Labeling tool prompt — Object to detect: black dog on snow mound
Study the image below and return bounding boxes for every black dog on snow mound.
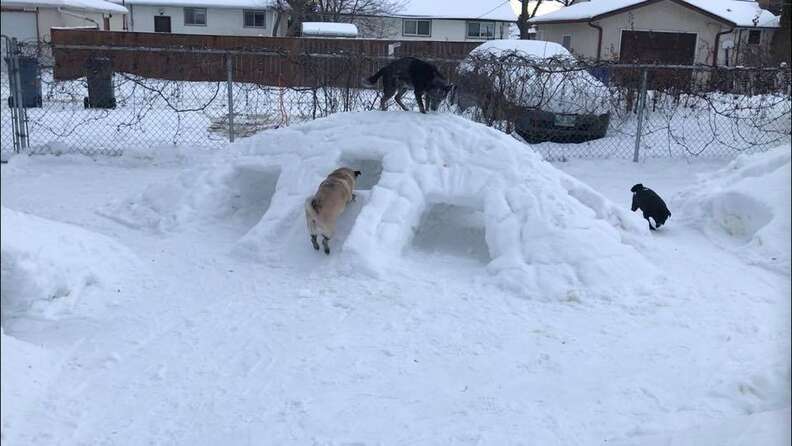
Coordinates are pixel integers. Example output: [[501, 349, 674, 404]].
[[631, 184, 671, 231], [363, 57, 453, 114]]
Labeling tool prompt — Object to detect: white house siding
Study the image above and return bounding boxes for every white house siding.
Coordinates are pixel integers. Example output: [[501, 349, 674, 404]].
[[1, 10, 38, 43], [1, 7, 125, 46], [357, 16, 511, 42], [535, 22, 599, 59], [534, 0, 775, 65], [130, 5, 283, 36]]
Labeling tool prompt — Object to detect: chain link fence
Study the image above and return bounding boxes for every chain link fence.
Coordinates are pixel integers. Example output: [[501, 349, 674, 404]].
[[2, 38, 790, 160]]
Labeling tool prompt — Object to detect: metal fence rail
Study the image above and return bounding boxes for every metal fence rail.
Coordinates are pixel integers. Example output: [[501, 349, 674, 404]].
[[1, 39, 790, 160]]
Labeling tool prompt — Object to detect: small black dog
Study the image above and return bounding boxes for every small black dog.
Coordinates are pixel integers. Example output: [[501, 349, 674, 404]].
[[362, 57, 453, 114], [631, 184, 671, 231]]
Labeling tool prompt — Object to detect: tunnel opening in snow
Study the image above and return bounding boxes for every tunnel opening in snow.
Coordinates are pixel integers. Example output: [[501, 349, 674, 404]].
[[411, 202, 491, 263], [226, 165, 280, 232], [339, 154, 382, 190]]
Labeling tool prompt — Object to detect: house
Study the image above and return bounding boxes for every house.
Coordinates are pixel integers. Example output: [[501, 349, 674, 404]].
[[528, 0, 781, 66], [0, 0, 127, 46], [125, 0, 286, 36], [352, 0, 518, 42]]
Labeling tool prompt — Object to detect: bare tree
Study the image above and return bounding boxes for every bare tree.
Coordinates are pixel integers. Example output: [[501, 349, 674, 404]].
[[274, 0, 404, 37], [517, 0, 573, 40]]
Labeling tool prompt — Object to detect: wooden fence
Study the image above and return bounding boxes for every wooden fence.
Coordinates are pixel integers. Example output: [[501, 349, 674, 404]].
[[51, 30, 481, 88]]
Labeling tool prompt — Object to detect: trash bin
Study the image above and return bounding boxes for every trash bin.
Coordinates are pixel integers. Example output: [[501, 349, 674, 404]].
[[84, 57, 116, 109], [5, 55, 42, 108]]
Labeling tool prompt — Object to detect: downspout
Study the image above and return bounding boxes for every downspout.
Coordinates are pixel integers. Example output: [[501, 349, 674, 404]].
[[712, 27, 734, 66], [587, 21, 603, 61], [58, 8, 100, 29], [122, 0, 127, 30], [35, 7, 41, 50]]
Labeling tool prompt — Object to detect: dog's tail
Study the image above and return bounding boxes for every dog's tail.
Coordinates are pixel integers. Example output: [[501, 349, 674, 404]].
[[361, 67, 386, 88], [305, 197, 321, 219]]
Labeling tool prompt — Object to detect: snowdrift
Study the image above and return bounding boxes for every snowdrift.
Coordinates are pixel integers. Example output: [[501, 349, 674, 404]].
[[1, 208, 140, 325], [676, 145, 791, 274], [105, 112, 658, 299]]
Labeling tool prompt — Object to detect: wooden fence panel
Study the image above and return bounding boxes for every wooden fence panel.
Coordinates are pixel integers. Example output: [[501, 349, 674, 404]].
[[51, 30, 480, 87]]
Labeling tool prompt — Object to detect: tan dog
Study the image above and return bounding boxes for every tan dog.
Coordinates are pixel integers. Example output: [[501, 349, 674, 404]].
[[305, 167, 361, 254]]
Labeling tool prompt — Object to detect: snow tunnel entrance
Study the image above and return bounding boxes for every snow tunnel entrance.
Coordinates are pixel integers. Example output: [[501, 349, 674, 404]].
[[411, 202, 491, 263], [339, 155, 382, 190], [227, 165, 280, 233]]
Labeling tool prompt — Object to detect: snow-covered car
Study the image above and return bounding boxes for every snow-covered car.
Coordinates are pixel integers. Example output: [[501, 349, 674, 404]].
[[455, 40, 611, 144]]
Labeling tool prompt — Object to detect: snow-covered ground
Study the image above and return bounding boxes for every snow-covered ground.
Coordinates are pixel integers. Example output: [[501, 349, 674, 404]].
[[1, 112, 789, 445]]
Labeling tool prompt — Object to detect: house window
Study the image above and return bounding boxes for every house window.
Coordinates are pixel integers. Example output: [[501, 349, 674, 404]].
[[562, 34, 572, 50], [244, 10, 266, 28], [747, 30, 761, 45], [184, 7, 206, 26], [403, 19, 431, 37], [467, 21, 496, 39]]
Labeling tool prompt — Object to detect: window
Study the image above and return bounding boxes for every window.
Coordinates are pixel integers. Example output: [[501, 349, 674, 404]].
[[244, 10, 266, 28], [467, 21, 496, 39], [403, 19, 431, 37], [184, 7, 206, 26], [747, 30, 761, 45], [562, 34, 572, 50]]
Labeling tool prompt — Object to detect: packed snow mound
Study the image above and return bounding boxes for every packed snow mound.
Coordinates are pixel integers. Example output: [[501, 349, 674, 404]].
[[1, 208, 141, 325], [676, 145, 791, 274], [106, 112, 658, 299]]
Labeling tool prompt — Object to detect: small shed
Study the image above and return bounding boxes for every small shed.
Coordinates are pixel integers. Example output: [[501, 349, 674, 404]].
[[301, 22, 358, 38]]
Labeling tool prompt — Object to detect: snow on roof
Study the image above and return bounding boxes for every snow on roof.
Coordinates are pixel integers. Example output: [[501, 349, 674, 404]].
[[301, 22, 358, 38], [530, 0, 780, 28], [121, 0, 276, 9], [1, 0, 128, 13], [394, 0, 518, 22]]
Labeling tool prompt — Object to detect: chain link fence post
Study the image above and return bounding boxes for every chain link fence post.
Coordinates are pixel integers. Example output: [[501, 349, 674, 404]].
[[226, 53, 235, 144], [3, 36, 30, 154], [632, 68, 648, 163]]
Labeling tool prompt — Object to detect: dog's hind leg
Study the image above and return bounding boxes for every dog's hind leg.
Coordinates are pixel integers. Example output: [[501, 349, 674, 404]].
[[321, 236, 330, 255], [310, 234, 320, 250], [394, 88, 410, 111], [414, 90, 427, 114], [380, 82, 397, 111]]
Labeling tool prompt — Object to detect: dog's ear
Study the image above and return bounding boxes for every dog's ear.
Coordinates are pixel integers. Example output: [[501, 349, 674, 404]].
[[354, 170, 361, 177], [630, 183, 643, 193]]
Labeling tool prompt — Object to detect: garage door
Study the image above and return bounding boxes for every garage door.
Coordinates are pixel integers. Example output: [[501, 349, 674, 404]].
[[619, 30, 696, 64]]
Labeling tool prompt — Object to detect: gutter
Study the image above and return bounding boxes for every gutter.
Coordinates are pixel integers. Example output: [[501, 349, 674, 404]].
[[587, 21, 603, 61], [58, 8, 100, 29], [712, 27, 734, 66]]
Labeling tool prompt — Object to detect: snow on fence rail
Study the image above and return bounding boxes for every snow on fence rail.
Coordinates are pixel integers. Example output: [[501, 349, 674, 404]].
[[1, 36, 790, 159]]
